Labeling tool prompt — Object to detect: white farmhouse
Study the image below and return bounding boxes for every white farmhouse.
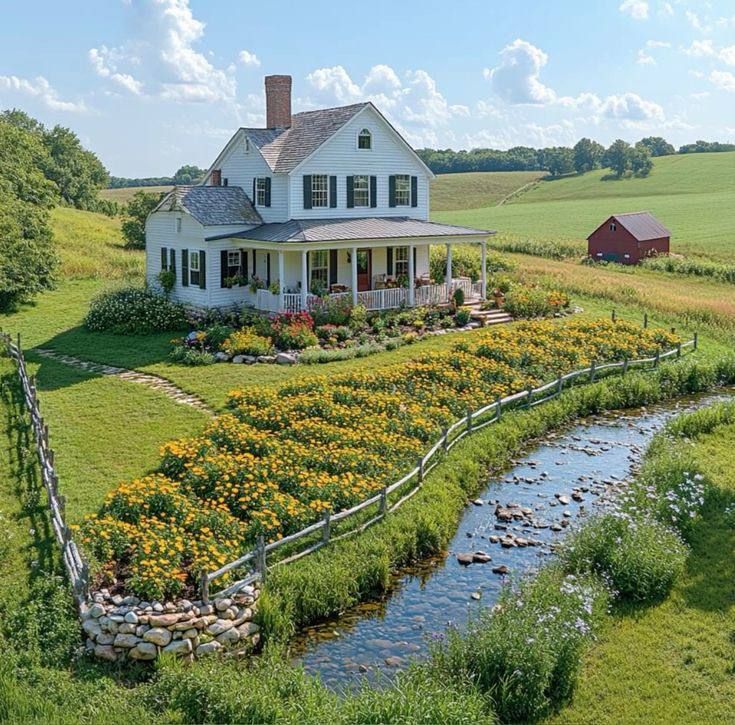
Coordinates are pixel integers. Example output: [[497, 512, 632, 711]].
[[146, 75, 493, 313]]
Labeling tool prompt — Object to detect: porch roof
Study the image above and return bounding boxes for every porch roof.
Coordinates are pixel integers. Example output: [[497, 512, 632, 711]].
[[204, 216, 494, 243]]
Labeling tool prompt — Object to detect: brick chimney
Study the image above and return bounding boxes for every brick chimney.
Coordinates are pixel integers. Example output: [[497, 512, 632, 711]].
[[265, 75, 292, 128]]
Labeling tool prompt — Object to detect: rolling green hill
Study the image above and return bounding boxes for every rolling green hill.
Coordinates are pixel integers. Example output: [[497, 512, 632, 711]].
[[100, 185, 172, 204], [433, 152, 735, 262], [430, 170, 543, 211]]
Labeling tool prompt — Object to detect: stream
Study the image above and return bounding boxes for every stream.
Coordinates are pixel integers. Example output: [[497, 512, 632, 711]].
[[290, 393, 728, 689]]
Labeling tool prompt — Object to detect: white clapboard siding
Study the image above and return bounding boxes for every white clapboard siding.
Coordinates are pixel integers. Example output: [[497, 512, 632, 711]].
[[289, 107, 431, 221]]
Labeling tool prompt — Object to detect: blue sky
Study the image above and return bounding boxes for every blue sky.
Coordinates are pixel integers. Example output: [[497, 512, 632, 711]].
[[2, 0, 734, 176]]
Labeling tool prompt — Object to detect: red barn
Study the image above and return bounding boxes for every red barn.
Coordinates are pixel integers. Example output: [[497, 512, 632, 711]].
[[587, 211, 670, 265]]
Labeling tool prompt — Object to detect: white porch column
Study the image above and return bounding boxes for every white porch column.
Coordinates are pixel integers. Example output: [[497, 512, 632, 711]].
[[300, 249, 308, 310], [277, 250, 285, 312], [445, 243, 453, 297], [480, 239, 487, 299], [351, 246, 358, 306], [407, 243, 415, 306]]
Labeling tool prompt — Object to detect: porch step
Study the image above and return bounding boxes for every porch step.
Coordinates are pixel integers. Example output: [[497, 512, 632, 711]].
[[470, 309, 513, 327]]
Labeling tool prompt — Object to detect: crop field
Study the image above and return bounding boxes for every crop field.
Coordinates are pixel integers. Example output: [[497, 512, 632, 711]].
[[99, 185, 172, 204], [430, 169, 543, 211], [433, 152, 735, 262]]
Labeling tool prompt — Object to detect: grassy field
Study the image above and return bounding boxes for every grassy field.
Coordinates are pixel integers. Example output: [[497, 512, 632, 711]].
[[429, 170, 543, 211], [552, 421, 735, 724], [434, 152, 735, 262], [99, 185, 172, 204]]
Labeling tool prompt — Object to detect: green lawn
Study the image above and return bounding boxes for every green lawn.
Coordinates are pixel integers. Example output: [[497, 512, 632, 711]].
[[430, 170, 543, 211], [434, 152, 735, 262], [551, 422, 735, 724]]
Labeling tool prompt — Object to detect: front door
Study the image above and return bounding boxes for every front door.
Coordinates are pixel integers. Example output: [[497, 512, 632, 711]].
[[356, 249, 371, 291]]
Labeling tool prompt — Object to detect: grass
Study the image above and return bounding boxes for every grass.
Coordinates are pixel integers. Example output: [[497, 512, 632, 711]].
[[99, 185, 172, 205], [434, 152, 735, 262], [550, 420, 735, 724], [430, 170, 543, 211]]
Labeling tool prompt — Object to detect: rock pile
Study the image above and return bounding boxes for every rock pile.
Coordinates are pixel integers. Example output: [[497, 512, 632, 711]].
[[81, 584, 261, 662]]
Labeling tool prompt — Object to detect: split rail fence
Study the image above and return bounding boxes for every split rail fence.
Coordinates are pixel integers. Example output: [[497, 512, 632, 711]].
[[200, 329, 698, 602], [0, 331, 89, 604]]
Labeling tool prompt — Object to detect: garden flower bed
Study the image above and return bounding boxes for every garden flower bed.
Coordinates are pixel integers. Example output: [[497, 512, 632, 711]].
[[79, 319, 679, 601]]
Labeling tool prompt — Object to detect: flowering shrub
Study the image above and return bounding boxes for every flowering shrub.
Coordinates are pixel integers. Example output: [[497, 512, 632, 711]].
[[503, 286, 571, 319], [80, 319, 680, 598], [222, 327, 274, 357], [310, 295, 353, 326], [85, 287, 187, 334], [271, 312, 319, 350]]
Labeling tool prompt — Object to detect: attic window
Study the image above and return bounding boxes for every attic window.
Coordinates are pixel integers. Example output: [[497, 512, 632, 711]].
[[244, 137, 251, 153], [610, 223, 617, 231], [358, 128, 372, 150], [175, 217, 182, 233]]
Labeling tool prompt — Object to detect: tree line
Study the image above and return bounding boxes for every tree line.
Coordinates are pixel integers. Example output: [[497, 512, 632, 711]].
[[417, 136, 735, 176], [109, 164, 206, 188]]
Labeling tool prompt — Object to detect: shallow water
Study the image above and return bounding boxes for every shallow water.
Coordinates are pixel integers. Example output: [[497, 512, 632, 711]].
[[289, 394, 727, 688]]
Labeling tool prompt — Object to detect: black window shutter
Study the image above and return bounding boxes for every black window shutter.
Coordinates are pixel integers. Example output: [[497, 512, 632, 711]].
[[160, 246, 168, 271], [303, 175, 312, 209], [386, 247, 393, 276], [413, 247, 417, 276], [241, 249, 248, 280], [266, 252, 271, 286], [370, 176, 377, 208], [388, 176, 396, 207], [329, 175, 337, 208], [346, 176, 354, 208], [329, 250, 338, 285], [220, 250, 228, 288], [169, 248, 176, 272], [181, 249, 189, 287], [252, 178, 256, 204], [199, 250, 206, 289], [411, 176, 418, 208], [265, 177, 272, 207]]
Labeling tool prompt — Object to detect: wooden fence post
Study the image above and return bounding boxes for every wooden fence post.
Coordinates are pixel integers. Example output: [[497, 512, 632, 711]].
[[526, 387, 533, 409], [496, 396, 502, 420], [590, 361, 596, 382], [417, 456, 424, 483], [200, 572, 210, 604], [643, 313, 648, 329], [322, 511, 331, 543], [693, 332, 698, 351], [466, 407, 473, 432], [379, 487, 388, 516], [442, 428, 449, 452], [654, 350, 660, 368], [677, 342, 682, 359], [556, 374, 563, 396], [622, 358, 629, 375], [611, 309, 616, 322], [256, 534, 267, 583]]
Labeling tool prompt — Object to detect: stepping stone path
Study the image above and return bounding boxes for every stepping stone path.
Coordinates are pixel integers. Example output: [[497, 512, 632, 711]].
[[35, 349, 214, 415]]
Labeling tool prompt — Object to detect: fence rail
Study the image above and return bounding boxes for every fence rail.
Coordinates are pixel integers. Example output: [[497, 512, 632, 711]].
[[201, 331, 698, 601], [0, 331, 89, 604]]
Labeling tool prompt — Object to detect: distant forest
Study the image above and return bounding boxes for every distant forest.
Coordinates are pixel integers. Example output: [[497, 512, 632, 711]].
[[416, 138, 735, 175], [109, 164, 206, 188]]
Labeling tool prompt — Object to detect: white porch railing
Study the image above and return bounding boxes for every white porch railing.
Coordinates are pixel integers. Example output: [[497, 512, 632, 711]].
[[255, 281, 483, 314]]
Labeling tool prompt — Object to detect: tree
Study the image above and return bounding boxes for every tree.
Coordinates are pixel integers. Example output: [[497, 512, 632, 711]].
[[0, 119, 58, 310], [573, 138, 605, 173], [172, 165, 206, 185], [543, 147, 575, 177], [631, 143, 654, 177], [637, 136, 675, 157], [603, 139, 633, 177], [121, 190, 166, 249]]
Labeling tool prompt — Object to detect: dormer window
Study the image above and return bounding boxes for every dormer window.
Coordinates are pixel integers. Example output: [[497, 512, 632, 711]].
[[358, 128, 372, 150], [610, 223, 617, 231]]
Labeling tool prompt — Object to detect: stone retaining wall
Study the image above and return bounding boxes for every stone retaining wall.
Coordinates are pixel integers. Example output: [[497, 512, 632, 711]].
[[82, 584, 260, 662]]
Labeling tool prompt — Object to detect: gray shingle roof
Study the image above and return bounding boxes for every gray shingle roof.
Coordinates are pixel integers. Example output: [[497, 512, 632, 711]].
[[205, 217, 493, 243], [243, 103, 369, 173], [155, 186, 262, 226], [604, 212, 670, 242]]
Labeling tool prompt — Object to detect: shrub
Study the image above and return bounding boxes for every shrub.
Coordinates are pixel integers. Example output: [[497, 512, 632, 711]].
[[222, 327, 274, 357], [310, 295, 353, 326], [561, 513, 687, 601], [454, 306, 472, 326], [452, 287, 465, 307], [169, 345, 215, 366], [204, 323, 235, 350], [503, 286, 570, 318], [271, 312, 318, 350], [157, 269, 176, 295], [349, 303, 368, 331], [84, 287, 187, 334]]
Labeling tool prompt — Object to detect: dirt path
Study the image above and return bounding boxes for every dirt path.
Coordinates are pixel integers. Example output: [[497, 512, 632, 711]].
[[34, 348, 214, 415]]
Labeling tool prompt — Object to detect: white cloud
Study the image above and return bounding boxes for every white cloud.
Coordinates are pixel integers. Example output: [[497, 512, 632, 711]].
[[685, 10, 709, 32], [483, 39, 556, 105], [710, 70, 735, 92], [719, 46, 735, 66], [637, 50, 656, 65], [659, 2, 674, 17], [598, 92, 664, 121], [683, 39, 715, 57], [89, 0, 236, 103], [646, 40, 671, 49], [619, 0, 649, 20], [238, 50, 261, 68], [0, 74, 87, 112]]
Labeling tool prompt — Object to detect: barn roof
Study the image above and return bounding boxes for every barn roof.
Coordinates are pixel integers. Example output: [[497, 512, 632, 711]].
[[592, 211, 670, 242], [154, 186, 262, 226]]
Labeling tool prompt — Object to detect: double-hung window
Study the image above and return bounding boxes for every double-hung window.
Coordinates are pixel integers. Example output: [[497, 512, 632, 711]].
[[226, 250, 241, 278], [311, 174, 329, 208], [256, 177, 267, 206], [394, 174, 411, 206], [394, 246, 409, 278], [353, 174, 370, 207], [310, 250, 329, 289], [189, 250, 201, 287], [358, 128, 372, 149]]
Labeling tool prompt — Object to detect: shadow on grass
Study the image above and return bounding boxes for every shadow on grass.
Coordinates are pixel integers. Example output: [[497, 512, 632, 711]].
[[0, 371, 61, 582]]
